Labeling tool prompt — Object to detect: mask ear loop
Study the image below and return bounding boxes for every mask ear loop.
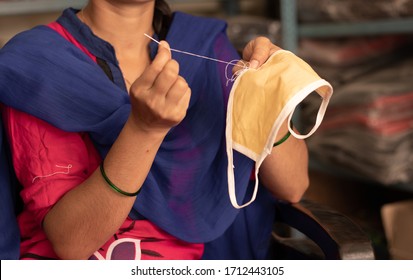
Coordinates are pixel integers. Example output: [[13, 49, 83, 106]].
[[225, 66, 258, 209], [228, 169, 259, 209], [288, 85, 333, 139]]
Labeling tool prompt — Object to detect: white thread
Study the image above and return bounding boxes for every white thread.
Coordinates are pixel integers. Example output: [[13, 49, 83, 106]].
[[32, 164, 73, 183], [225, 59, 248, 86], [144, 33, 249, 85]]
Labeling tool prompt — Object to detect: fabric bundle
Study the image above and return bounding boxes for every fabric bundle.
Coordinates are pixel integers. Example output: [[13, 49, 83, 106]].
[[298, 0, 413, 22], [301, 52, 413, 186]]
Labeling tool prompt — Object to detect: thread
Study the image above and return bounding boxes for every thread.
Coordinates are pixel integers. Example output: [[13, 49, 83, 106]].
[[144, 33, 249, 69], [225, 59, 249, 86], [32, 164, 73, 183], [144, 33, 249, 85]]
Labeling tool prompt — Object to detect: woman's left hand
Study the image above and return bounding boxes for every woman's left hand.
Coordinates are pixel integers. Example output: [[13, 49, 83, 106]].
[[239, 36, 282, 70]]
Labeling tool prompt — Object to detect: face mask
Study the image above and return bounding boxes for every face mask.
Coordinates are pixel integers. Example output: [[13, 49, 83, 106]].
[[226, 50, 333, 209]]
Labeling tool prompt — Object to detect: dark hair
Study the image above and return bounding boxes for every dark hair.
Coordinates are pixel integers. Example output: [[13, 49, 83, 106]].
[[153, 0, 172, 40]]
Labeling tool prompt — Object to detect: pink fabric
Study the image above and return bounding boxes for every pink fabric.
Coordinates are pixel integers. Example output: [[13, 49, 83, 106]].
[[317, 91, 413, 135]]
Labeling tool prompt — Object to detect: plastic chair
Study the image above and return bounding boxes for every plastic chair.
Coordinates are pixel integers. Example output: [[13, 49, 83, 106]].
[[270, 199, 375, 259]]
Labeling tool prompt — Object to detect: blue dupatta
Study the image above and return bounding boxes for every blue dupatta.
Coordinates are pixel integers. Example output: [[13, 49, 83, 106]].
[[0, 11, 255, 243]]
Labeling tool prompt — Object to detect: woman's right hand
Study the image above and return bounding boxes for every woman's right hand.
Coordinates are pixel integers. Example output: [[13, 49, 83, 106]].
[[128, 41, 191, 135]]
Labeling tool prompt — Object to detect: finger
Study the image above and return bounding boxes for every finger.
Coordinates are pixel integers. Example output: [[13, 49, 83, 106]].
[[151, 59, 180, 96], [243, 37, 281, 69], [135, 41, 172, 89], [232, 59, 249, 74], [168, 81, 191, 123], [243, 37, 271, 69], [155, 40, 172, 62], [176, 86, 191, 120], [165, 76, 190, 104]]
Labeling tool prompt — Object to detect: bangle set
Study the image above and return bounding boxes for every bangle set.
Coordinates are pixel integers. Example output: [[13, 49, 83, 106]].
[[100, 162, 141, 197]]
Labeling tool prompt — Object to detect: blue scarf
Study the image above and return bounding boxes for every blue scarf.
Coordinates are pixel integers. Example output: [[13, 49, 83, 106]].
[[0, 11, 255, 243]]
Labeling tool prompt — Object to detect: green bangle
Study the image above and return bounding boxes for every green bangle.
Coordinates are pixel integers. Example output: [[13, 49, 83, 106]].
[[100, 162, 141, 197], [273, 120, 293, 147]]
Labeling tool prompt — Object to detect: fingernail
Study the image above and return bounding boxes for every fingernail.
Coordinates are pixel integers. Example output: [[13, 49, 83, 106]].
[[249, 60, 259, 69]]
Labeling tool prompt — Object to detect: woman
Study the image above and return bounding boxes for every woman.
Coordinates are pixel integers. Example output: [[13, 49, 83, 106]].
[[0, 0, 308, 260]]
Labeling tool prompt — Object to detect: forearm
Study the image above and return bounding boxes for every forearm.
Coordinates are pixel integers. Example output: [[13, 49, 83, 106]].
[[258, 120, 309, 203], [43, 118, 167, 259]]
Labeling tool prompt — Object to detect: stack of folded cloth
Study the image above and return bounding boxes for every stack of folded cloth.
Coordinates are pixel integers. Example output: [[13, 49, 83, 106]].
[[300, 45, 413, 186], [297, 0, 413, 22]]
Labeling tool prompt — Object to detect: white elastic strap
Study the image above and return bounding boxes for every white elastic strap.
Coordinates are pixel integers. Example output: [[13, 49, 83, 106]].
[[227, 163, 259, 209], [226, 81, 257, 209], [289, 81, 333, 139]]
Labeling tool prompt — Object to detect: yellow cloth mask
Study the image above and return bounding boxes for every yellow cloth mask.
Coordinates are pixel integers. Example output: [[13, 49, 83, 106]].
[[226, 50, 333, 209]]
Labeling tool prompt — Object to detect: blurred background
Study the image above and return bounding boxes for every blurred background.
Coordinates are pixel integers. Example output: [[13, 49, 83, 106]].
[[1, 0, 413, 260]]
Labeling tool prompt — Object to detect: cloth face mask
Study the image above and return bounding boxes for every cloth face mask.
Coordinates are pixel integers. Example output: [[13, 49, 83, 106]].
[[226, 50, 333, 209]]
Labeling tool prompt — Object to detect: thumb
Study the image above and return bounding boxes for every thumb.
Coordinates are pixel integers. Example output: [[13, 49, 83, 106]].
[[157, 40, 172, 58]]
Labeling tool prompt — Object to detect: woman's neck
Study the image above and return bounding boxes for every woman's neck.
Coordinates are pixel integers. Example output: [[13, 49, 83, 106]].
[[79, 1, 155, 91], [80, 2, 155, 52]]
